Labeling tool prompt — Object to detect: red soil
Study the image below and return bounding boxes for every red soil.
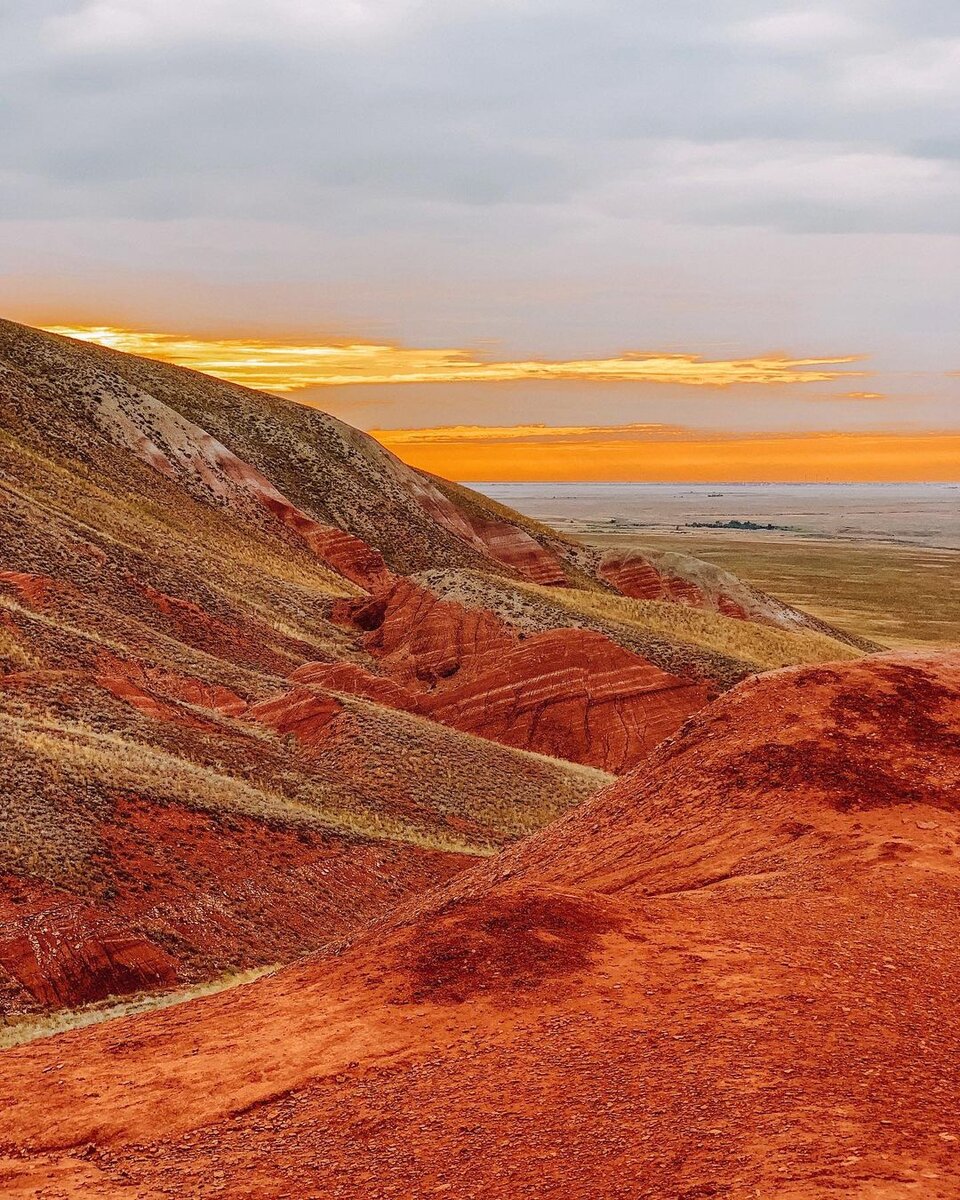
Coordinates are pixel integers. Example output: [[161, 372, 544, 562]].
[[598, 550, 709, 606], [411, 479, 569, 585], [0, 571, 59, 610], [598, 549, 758, 620], [420, 627, 708, 771], [290, 660, 420, 711], [257, 491, 390, 588], [326, 577, 709, 771], [246, 687, 344, 752], [96, 659, 248, 717], [0, 792, 463, 1014], [3, 653, 956, 1197], [0, 884, 177, 1010]]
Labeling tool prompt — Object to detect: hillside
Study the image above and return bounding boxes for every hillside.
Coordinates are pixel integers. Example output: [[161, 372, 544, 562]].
[[0, 317, 864, 1016], [1, 653, 957, 1197]]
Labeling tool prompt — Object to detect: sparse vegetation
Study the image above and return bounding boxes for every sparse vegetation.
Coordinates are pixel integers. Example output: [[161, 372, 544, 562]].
[[0, 623, 38, 670], [0, 713, 501, 856], [0, 965, 276, 1049], [511, 580, 862, 670], [595, 532, 960, 650]]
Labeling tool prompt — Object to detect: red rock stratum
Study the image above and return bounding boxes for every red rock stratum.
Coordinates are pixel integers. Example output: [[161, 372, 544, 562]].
[[0, 318, 863, 1016], [1, 654, 957, 1197]]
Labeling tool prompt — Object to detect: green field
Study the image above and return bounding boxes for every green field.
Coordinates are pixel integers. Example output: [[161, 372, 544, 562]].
[[584, 532, 960, 651]]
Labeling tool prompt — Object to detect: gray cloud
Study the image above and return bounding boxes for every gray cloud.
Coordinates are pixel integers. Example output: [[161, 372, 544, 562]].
[[0, 0, 958, 440], [1, 0, 958, 230]]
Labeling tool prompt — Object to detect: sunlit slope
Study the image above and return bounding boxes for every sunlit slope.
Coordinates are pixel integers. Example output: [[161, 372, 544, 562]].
[[0, 316, 870, 1022], [2, 654, 957, 1197]]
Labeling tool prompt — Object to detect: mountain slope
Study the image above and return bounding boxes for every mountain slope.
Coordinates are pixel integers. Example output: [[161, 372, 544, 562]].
[[0, 317, 866, 1015], [1, 653, 956, 1197]]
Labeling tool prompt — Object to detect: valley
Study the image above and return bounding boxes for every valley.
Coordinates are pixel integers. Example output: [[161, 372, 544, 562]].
[[0, 322, 956, 1198]]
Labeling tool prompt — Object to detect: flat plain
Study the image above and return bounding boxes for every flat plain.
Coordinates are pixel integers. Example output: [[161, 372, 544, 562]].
[[478, 483, 960, 650], [584, 532, 960, 650]]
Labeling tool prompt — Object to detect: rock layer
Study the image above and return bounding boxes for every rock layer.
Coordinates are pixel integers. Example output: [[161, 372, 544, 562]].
[[1, 655, 957, 1196], [326, 577, 709, 771]]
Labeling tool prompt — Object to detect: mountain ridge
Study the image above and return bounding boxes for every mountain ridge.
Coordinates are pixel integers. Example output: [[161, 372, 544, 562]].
[[0, 317, 870, 1017]]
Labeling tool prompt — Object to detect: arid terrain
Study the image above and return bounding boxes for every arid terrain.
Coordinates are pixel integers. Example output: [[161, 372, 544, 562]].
[[1, 652, 958, 1198], [1, 321, 958, 1198], [481, 483, 960, 650]]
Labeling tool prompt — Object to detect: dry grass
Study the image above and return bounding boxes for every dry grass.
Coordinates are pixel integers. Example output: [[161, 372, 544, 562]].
[[603, 532, 960, 651], [512, 580, 862, 671], [327, 693, 612, 840], [0, 591, 286, 700], [0, 426, 356, 606], [0, 713, 495, 857], [0, 624, 38, 670], [0, 965, 275, 1049]]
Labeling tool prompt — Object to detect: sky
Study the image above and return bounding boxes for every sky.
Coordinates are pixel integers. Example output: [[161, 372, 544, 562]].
[[3, 0, 959, 480]]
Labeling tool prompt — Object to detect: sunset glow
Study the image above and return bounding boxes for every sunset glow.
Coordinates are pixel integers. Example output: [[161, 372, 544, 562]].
[[43, 325, 862, 393], [372, 425, 960, 483]]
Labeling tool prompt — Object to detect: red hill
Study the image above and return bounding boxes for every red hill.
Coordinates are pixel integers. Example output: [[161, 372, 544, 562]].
[[1, 653, 957, 1197], [0, 318, 863, 1016]]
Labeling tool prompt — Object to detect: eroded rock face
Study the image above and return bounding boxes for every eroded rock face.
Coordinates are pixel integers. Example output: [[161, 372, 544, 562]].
[[596, 546, 867, 641], [410, 477, 568, 585], [289, 661, 420, 712], [324, 577, 708, 772], [598, 552, 709, 607], [0, 902, 177, 1010], [247, 689, 344, 753], [91, 385, 392, 588], [421, 627, 708, 772], [597, 548, 759, 620], [334, 577, 512, 687]]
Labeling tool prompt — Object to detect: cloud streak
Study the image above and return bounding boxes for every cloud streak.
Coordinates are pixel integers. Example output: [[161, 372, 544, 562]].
[[44, 326, 862, 392]]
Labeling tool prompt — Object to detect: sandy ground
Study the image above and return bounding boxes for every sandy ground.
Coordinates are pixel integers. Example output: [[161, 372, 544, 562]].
[[1, 653, 958, 1199]]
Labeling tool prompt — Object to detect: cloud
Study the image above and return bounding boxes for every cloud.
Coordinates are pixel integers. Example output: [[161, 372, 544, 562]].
[[3, 1, 959, 233], [839, 37, 960, 103], [592, 141, 960, 234], [44, 0, 423, 51], [44, 325, 864, 391], [1, 1, 958, 446], [371, 423, 678, 445], [734, 10, 868, 51]]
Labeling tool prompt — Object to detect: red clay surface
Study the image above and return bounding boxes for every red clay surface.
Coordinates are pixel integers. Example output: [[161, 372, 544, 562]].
[[1, 652, 957, 1198], [328, 576, 710, 771]]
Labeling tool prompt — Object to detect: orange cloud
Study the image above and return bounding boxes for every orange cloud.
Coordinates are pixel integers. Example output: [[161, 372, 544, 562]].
[[372, 424, 960, 483], [376, 422, 678, 445], [43, 325, 862, 393]]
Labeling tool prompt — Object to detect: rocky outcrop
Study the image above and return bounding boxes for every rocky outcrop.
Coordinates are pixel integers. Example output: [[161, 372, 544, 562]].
[[247, 688, 344, 752], [421, 628, 708, 772], [334, 577, 512, 687], [290, 661, 420, 712], [0, 902, 177, 1010], [599, 551, 702, 604], [324, 577, 708, 772], [598, 549, 743, 614]]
